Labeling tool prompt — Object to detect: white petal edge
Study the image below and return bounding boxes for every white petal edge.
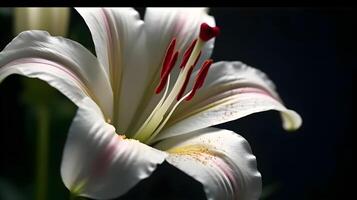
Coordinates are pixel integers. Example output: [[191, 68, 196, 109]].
[[155, 127, 261, 200], [154, 61, 302, 142], [0, 30, 113, 118], [61, 97, 167, 199], [0, 58, 88, 107]]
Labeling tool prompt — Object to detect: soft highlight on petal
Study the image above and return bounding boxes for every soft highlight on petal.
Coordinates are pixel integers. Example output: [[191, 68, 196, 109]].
[[155, 128, 261, 200], [61, 97, 167, 199]]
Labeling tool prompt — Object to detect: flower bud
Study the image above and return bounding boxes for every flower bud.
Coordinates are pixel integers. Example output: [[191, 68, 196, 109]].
[[14, 7, 70, 36]]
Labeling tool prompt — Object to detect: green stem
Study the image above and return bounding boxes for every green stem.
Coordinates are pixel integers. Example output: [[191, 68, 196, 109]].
[[69, 193, 76, 200], [36, 105, 49, 200]]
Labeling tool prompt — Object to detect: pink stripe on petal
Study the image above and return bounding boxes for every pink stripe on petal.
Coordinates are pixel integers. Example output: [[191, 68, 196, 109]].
[[6, 58, 81, 81], [101, 9, 113, 45], [211, 157, 240, 198], [1, 58, 93, 98], [92, 135, 126, 178]]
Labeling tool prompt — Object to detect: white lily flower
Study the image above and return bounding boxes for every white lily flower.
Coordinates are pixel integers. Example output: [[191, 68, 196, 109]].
[[14, 7, 70, 36], [0, 8, 302, 200]]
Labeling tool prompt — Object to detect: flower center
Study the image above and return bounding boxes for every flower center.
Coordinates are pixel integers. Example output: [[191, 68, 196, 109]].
[[132, 23, 220, 144]]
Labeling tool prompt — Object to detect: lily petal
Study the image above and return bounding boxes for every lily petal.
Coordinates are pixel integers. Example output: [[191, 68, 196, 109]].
[[0, 31, 113, 118], [155, 61, 301, 142], [127, 8, 216, 135], [155, 128, 261, 200], [75, 8, 142, 80], [75, 7, 151, 133], [61, 97, 167, 199]]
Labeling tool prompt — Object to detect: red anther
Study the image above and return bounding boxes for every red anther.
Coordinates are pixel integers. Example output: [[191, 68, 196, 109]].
[[176, 67, 194, 100], [185, 59, 213, 101], [199, 23, 220, 41], [184, 87, 197, 101], [155, 51, 179, 94], [162, 51, 179, 78], [180, 39, 197, 68], [196, 59, 213, 89], [197, 59, 213, 89], [161, 38, 176, 77], [155, 76, 168, 94]]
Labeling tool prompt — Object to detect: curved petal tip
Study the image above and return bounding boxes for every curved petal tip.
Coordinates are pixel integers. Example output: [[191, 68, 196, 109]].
[[282, 110, 302, 132]]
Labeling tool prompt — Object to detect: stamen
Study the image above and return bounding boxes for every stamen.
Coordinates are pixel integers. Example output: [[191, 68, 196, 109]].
[[180, 39, 197, 68], [160, 38, 176, 77], [199, 23, 220, 42], [132, 23, 221, 144], [155, 51, 179, 94], [176, 67, 194, 100], [185, 59, 213, 101]]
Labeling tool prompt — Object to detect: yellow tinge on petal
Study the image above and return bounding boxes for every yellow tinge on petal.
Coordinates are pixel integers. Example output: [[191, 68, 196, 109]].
[[14, 7, 70, 36]]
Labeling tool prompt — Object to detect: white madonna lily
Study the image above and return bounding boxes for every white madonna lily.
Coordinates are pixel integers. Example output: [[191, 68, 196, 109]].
[[0, 8, 301, 200]]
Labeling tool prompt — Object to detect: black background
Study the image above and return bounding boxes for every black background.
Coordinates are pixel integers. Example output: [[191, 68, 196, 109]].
[[0, 7, 355, 200]]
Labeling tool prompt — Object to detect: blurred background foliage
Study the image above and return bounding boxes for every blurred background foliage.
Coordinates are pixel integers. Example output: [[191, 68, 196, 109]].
[[0, 7, 354, 200]]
